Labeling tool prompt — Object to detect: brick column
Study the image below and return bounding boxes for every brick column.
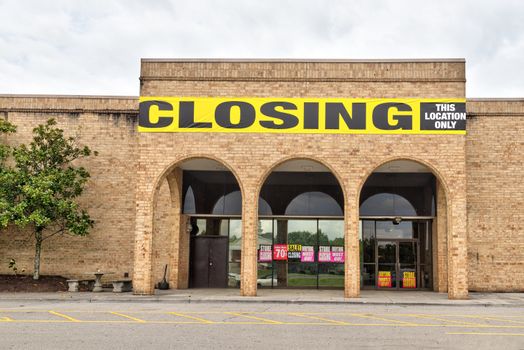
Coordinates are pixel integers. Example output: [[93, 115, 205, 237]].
[[166, 169, 190, 289], [345, 194, 360, 298], [240, 186, 257, 296], [176, 215, 190, 288], [133, 193, 155, 295], [434, 181, 448, 292], [447, 189, 469, 299]]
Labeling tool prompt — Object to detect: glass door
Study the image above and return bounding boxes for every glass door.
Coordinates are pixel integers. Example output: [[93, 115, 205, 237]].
[[377, 241, 397, 289], [377, 239, 418, 289], [398, 241, 417, 289]]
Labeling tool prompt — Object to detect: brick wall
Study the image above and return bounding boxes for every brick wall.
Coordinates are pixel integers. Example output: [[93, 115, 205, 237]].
[[0, 96, 138, 283], [466, 99, 524, 292]]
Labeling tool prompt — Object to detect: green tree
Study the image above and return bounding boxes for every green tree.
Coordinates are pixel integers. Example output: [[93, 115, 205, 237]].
[[0, 119, 96, 280], [0, 119, 16, 166], [0, 119, 17, 228]]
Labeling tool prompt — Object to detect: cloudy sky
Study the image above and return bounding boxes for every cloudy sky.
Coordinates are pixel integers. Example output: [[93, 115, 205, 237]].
[[1, 0, 523, 97]]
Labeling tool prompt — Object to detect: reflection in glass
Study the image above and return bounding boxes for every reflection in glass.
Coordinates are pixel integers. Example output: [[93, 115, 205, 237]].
[[359, 220, 432, 290], [257, 219, 274, 288], [361, 264, 376, 287], [376, 221, 414, 239], [259, 198, 272, 216], [287, 262, 317, 287], [359, 173, 436, 217], [360, 193, 416, 216], [183, 186, 196, 214], [182, 170, 241, 215], [257, 219, 344, 289], [212, 191, 242, 215], [259, 171, 344, 216], [285, 192, 343, 216]]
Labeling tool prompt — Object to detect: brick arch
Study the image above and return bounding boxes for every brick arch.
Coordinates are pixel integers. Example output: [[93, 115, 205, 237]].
[[256, 155, 348, 202], [356, 156, 450, 205], [151, 154, 245, 205], [149, 155, 244, 291], [355, 156, 451, 294]]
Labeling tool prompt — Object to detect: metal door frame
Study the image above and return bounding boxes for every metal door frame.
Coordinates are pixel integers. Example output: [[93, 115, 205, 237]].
[[375, 238, 420, 290]]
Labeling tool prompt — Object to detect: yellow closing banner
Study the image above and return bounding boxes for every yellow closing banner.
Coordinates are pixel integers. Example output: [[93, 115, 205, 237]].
[[138, 97, 466, 134]]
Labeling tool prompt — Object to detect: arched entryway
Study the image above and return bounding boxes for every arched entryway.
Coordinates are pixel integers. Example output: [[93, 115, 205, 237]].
[[151, 157, 244, 291], [256, 159, 346, 290], [358, 159, 449, 292]]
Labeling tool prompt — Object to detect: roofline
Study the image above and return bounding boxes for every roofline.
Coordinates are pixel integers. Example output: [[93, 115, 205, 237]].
[[0, 94, 138, 99], [141, 58, 466, 63], [467, 97, 524, 102]]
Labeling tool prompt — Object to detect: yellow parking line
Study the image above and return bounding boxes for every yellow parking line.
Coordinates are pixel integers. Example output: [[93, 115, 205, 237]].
[[110, 312, 147, 323], [49, 311, 81, 322], [169, 312, 215, 324], [455, 315, 524, 325], [447, 332, 524, 337], [0, 316, 14, 322], [289, 313, 349, 325], [350, 313, 419, 326], [405, 314, 485, 326], [225, 312, 283, 324]]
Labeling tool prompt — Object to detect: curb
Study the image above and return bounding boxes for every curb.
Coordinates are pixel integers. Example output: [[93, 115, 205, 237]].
[[2, 295, 523, 307]]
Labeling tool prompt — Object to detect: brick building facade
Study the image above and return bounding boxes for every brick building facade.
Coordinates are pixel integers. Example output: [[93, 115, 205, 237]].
[[0, 59, 522, 299]]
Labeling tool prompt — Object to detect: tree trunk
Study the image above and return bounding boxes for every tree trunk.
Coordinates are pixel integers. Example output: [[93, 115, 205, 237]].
[[33, 229, 43, 280]]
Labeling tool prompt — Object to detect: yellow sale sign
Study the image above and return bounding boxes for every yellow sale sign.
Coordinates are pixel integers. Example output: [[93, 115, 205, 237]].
[[378, 271, 392, 288]]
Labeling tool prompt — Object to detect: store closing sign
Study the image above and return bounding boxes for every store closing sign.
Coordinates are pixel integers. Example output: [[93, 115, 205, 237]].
[[138, 97, 466, 134]]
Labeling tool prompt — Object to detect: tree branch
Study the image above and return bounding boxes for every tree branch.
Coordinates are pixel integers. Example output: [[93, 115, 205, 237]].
[[41, 227, 66, 241]]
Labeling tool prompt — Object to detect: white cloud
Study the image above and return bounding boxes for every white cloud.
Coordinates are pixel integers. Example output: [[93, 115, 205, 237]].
[[0, 0, 523, 97]]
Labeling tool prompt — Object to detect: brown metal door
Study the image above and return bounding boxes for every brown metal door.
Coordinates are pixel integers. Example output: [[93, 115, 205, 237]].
[[189, 236, 228, 288], [208, 236, 228, 288]]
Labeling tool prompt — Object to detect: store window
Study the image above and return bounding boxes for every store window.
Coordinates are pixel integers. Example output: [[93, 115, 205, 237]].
[[257, 219, 344, 289]]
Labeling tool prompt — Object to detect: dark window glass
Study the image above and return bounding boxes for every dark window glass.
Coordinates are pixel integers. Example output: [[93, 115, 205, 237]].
[[360, 193, 416, 216], [182, 171, 241, 215], [376, 221, 414, 239], [258, 197, 272, 216], [285, 192, 343, 216], [361, 264, 376, 287], [359, 173, 435, 217], [360, 220, 375, 264], [259, 172, 343, 216], [183, 186, 196, 214], [212, 191, 242, 215]]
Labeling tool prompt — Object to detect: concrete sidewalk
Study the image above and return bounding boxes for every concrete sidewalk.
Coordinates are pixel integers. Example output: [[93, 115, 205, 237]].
[[1, 289, 523, 307]]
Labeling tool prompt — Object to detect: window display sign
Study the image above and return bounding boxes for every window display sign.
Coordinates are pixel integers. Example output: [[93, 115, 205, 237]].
[[378, 271, 392, 288], [331, 246, 344, 263], [301, 246, 315, 262], [318, 246, 332, 262], [258, 245, 273, 262], [402, 271, 416, 288], [273, 244, 288, 261], [287, 244, 302, 259]]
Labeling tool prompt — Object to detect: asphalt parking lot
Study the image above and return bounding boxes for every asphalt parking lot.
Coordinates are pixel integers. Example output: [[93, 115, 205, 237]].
[[0, 301, 523, 349]]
